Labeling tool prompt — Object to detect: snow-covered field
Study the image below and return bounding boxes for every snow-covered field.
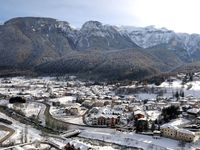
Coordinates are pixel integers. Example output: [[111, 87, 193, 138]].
[[79, 130, 200, 150], [7, 102, 46, 125], [50, 106, 85, 125], [0, 77, 61, 98], [159, 80, 200, 98], [49, 96, 76, 105], [58, 116, 85, 125], [134, 79, 200, 101]]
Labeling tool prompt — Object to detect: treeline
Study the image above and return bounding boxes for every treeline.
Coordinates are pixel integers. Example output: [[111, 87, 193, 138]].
[[140, 73, 176, 86]]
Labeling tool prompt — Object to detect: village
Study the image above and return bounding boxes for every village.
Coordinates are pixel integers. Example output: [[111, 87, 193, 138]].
[[1, 73, 200, 149]]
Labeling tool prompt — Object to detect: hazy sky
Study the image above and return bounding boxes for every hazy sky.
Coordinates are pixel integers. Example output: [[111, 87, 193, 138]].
[[0, 0, 200, 34]]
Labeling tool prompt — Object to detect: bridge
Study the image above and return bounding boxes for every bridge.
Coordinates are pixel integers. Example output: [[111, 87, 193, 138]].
[[61, 129, 81, 138]]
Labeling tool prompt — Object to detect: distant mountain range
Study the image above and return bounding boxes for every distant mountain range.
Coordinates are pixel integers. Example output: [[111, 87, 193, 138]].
[[118, 25, 200, 62], [0, 17, 200, 80]]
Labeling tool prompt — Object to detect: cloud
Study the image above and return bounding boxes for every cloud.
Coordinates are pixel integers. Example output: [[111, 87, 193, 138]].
[[133, 0, 200, 33]]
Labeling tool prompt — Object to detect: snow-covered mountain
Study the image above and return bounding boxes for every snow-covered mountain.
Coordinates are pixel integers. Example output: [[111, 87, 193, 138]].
[[118, 25, 200, 62], [1, 17, 200, 80], [118, 25, 177, 48], [76, 21, 139, 50]]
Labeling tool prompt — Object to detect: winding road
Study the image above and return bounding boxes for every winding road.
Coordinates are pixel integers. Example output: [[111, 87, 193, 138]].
[[0, 100, 115, 145], [43, 102, 115, 133]]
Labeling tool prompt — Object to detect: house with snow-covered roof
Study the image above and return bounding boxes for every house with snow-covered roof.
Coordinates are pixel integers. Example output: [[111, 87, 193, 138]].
[[113, 105, 126, 112], [145, 101, 157, 110], [160, 124, 178, 139], [160, 123, 197, 142], [134, 110, 145, 120], [156, 102, 167, 109], [187, 108, 200, 118], [176, 128, 197, 142]]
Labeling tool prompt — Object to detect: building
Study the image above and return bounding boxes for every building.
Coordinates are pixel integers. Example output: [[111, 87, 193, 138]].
[[65, 106, 80, 116], [170, 101, 180, 107], [156, 102, 167, 110], [179, 99, 187, 106], [92, 114, 120, 127], [160, 124, 197, 142], [176, 129, 197, 142], [195, 116, 200, 124], [82, 100, 94, 108], [113, 105, 125, 112], [134, 110, 145, 120], [187, 108, 200, 118], [136, 118, 148, 132], [93, 100, 105, 107], [160, 124, 178, 139], [145, 101, 157, 110]]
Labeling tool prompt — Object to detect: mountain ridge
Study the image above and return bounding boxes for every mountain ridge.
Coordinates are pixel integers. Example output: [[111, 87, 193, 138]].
[[0, 17, 199, 80], [118, 25, 200, 62]]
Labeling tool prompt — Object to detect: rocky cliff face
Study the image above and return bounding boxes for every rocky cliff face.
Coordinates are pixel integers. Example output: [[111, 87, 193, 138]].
[[76, 21, 139, 50]]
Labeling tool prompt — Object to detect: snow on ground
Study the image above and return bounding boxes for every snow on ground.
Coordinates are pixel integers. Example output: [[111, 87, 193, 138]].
[[186, 81, 200, 91], [9, 140, 51, 149], [0, 112, 42, 144], [50, 106, 85, 125], [7, 102, 45, 118], [79, 130, 200, 150], [146, 110, 161, 121], [48, 137, 117, 150], [48, 137, 89, 150], [0, 130, 9, 139], [92, 146, 116, 150], [159, 80, 183, 89], [0, 77, 58, 98], [59, 116, 85, 125], [50, 102, 86, 125], [75, 139, 117, 150], [159, 80, 200, 98], [49, 96, 76, 105], [167, 118, 190, 127], [136, 93, 157, 100]]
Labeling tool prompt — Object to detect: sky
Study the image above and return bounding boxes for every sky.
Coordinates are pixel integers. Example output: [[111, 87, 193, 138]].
[[0, 0, 200, 34]]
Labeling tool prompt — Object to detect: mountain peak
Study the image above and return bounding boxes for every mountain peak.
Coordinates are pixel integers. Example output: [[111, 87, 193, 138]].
[[81, 21, 102, 30], [4, 17, 57, 25]]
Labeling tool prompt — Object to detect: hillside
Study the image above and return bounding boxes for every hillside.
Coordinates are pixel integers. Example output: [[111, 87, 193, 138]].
[[36, 49, 166, 80], [174, 61, 200, 73]]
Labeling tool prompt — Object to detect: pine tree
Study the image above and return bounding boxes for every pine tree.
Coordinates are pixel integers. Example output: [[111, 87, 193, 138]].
[[180, 90, 184, 97], [151, 122, 155, 132], [175, 91, 179, 100]]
